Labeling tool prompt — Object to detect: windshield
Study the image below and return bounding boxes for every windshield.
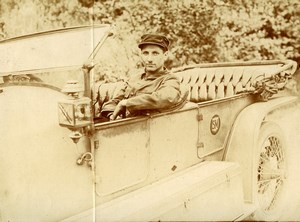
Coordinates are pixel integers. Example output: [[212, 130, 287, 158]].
[[0, 25, 111, 75], [92, 32, 141, 83], [0, 25, 111, 89], [0, 26, 142, 93]]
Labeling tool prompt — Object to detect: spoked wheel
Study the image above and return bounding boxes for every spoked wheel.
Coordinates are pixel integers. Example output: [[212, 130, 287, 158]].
[[251, 122, 288, 220]]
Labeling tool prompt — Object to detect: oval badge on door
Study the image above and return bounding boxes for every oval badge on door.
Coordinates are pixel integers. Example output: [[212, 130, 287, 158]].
[[210, 115, 221, 135]]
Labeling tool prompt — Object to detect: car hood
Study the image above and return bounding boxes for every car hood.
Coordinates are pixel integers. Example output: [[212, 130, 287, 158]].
[[0, 25, 111, 76]]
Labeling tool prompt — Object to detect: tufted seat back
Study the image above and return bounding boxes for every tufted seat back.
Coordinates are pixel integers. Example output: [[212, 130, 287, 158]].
[[174, 66, 264, 102], [95, 62, 292, 114]]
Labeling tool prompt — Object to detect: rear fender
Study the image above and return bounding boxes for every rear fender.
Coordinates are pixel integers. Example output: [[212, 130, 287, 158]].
[[223, 96, 297, 203]]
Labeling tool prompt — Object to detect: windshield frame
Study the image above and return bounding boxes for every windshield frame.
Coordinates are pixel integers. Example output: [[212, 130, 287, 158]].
[[0, 24, 112, 76]]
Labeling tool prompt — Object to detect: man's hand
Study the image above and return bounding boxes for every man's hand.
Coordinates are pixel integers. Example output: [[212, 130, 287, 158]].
[[110, 100, 127, 120]]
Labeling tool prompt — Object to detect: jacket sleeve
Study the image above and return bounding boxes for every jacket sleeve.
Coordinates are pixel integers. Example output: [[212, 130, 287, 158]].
[[100, 83, 127, 118], [126, 75, 181, 113]]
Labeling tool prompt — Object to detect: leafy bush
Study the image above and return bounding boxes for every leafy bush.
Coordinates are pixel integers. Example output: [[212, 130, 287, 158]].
[[0, 0, 299, 81], [215, 0, 300, 63]]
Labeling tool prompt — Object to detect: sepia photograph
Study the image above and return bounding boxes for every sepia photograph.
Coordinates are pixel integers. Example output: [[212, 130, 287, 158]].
[[0, 0, 299, 221]]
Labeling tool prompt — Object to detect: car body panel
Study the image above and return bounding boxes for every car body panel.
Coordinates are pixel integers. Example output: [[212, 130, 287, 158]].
[[0, 25, 298, 221], [224, 95, 298, 203], [93, 94, 255, 201], [95, 119, 150, 196], [0, 86, 94, 221], [196, 94, 255, 159]]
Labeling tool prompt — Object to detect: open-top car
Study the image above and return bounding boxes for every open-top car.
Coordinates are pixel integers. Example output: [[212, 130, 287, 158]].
[[0, 25, 298, 221]]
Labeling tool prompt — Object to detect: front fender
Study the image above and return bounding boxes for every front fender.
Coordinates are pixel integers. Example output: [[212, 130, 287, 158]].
[[0, 86, 93, 221], [223, 95, 297, 203]]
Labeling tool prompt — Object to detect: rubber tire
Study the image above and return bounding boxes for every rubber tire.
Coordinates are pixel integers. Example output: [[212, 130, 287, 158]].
[[250, 121, 288, 221]]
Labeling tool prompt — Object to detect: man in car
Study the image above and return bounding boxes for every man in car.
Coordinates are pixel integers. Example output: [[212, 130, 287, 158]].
[[100, 33, 187, 120]]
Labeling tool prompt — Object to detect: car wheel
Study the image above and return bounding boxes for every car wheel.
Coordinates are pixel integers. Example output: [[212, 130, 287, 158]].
[[250, 121, 288, 221]]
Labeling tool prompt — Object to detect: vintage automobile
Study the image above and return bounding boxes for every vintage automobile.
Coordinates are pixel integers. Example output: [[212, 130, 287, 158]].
[[0, 25, 298, 221]]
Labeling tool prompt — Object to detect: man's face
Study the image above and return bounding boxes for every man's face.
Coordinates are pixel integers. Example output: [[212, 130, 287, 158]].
[[140, 45, 167, 73]]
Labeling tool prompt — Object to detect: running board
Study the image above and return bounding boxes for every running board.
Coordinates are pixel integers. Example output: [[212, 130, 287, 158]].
[[62, 161, 247, 222]]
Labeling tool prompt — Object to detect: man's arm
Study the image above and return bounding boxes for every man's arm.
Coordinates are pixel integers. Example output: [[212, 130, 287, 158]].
[[126, 75, 181, 113], [100, 83, 127, 118]]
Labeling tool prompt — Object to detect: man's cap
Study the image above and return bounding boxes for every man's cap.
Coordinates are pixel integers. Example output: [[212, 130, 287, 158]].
[[138, 34, 170, 51]]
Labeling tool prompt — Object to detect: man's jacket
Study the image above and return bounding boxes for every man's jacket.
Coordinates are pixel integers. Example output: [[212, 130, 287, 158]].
[[100, 69, 188, 118]]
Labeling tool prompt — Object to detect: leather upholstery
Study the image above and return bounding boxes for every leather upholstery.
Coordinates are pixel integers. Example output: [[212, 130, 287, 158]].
[[174, 66, 262, 102], [96, 64, 283, 111]]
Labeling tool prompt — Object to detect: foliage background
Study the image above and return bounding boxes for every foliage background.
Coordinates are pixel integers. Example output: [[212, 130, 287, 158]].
[[0, 0, 299, 80], [1, 2, 300, 221]]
